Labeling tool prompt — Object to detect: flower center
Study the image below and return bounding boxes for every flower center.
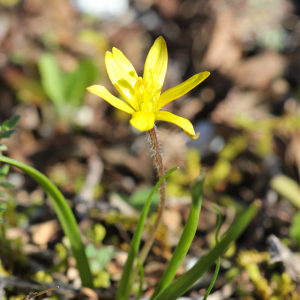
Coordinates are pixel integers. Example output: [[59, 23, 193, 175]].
[[133, 70, 160, 113]]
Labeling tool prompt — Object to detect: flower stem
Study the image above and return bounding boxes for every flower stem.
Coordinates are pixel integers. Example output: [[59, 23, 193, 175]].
[[139, 126, 166, 263], [125, 126, 166, 298]]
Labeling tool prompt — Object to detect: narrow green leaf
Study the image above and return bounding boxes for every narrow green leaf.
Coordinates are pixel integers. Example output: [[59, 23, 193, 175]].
[[116, 167, 178, 300], [153, 200, 261, 300], [204, 258, 220, 300], [213, 206, 222, 244], [0, 181, 15, 188], [135, 259, 145, 300], [1, 130, 16, 139], [0, 156, 93, 288], [151, 173, 205, 300], [203, 207, 222, 300], [0, 164, 10, 176], [38, 53, 65, 114], [2, 115, 20, 131]]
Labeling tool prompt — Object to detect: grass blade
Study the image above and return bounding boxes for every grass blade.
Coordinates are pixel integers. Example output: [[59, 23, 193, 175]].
[[153, 200, 261, 300], [134, 259, 145, 300], [0, 156, 93, 288], [150, 173, 205, 300], [203, 206, 222, 300], [116, 167, 178, 300]]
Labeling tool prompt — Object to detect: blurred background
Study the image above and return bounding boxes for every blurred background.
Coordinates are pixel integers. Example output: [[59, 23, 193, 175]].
[[1, 0, 300, 299]]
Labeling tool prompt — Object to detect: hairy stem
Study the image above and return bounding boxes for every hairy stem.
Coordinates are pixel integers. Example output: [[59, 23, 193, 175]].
[[125, 126, 166, 298], [139, 126, 166, 263]]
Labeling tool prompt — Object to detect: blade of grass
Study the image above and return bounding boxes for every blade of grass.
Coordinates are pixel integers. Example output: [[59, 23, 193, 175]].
[[150, 173, 205, 300], [134, 259, 145, 300], [204, 258, 220, 300], [116, 167, 178, 300], [0, 156, 93, 288], [203, 206, 222, 300], [153, 200, 261, 300]]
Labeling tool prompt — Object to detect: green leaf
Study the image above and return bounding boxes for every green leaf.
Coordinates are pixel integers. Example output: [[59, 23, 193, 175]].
[[203, 207, 222, 300], [2, 115, 20, 131], [135, 259, 145, 300], [271, 175, 300, 208], [63, 59, 98, 106], [38, 53, 65, 114], [0, 156, 93, 288], [290, 210, 300, 248], [1, 130, 16, 139], [153, 200, 261, 300], [116, 167, 178, 300], [0, 181, 15, 188], [204, 258, 220, 300], [0, 164, 10, 176], [151, 173, 205, 300]]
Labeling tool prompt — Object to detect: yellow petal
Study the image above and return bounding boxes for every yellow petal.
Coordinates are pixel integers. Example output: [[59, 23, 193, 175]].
[[130, 111, 155, 131], [143, 36, 168, 92], [155, 111, 199, 140], [156, 71, 210, 111], [87, 85, 135, 114], [112, 47, 138, 80], [105, 51, 137, 109]]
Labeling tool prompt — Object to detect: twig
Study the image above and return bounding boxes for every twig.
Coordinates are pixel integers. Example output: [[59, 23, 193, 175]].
[[21, 286, 59, 300]]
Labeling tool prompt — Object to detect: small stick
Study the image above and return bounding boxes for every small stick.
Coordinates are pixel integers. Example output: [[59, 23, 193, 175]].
[[21, 286, 59, 300]]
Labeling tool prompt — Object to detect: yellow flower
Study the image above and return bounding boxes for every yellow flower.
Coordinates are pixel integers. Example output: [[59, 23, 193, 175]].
[[87, 37, 210, 139]]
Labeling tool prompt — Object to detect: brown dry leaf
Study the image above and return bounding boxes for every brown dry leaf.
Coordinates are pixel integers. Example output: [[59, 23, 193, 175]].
[[106, 261, 123, 281], [30, 220, 60, 247], [203, 7, 242, 73], [101, 147, 153, 180], [162, 209, 182, 232], [232, 52, 286, 90], [41, 0, 77, 48], [204, 1, 287, 90], [144, 261, 166, 276], [81, 288, 98, 300], [6, 227, 30, 244], [211, 88, 269, 125]]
